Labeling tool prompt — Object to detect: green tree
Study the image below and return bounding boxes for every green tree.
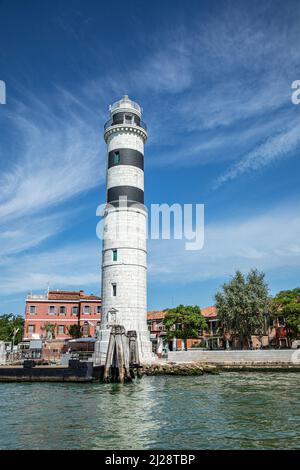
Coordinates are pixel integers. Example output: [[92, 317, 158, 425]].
[[67, 324, 82, 339], [163, 304, 207, 351], [272, 288, 300, 343], [41, 323, 57, 340], [0, 314, 24, 344], [215, 269, 269, 349]]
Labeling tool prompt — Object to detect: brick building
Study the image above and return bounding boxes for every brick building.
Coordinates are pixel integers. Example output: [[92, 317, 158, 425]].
[[24, 290, 101, 341], [147, 306, 222, 353], [147, 306, 290, 351]]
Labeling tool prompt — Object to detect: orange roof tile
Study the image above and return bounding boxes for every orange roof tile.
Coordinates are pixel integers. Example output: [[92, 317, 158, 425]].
[[147, 306, 218, 320], [201, 306, 217, 318]]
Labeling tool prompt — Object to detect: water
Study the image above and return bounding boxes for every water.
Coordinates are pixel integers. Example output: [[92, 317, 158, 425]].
[[0, 373, 299, 450]]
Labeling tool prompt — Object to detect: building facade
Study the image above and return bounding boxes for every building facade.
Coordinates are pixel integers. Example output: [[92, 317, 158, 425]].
[[97, 95, 153, 362], [147, 307, 222, 353], [24, 290, 101, 341], [147, 307, 290, 351]]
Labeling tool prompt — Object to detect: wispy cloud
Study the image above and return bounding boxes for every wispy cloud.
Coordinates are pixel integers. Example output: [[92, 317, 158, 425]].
[[0, 240, 100, 296], [214, 119, 300, 188], [0, 89, 104, 220], [148, 201, 300, 283], [136, 2, 300, 183]]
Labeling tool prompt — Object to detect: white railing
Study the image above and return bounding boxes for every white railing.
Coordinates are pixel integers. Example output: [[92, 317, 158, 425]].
[[27, 294, 47, 300]]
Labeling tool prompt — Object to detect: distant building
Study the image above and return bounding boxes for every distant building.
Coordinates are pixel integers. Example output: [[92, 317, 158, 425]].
[[147, 307, 290, 351], [24, 290, 101, 341], [147, 306, 223, 353]]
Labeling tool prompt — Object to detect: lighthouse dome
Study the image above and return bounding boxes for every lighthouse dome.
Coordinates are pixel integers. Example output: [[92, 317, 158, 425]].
[[109, 95, 142, 118]]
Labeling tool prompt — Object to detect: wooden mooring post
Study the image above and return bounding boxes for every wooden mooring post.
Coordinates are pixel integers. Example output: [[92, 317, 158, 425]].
[[103, 325, 141, 383]]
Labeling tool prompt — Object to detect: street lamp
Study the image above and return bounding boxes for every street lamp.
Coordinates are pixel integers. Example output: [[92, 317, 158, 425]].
[[11, 327, 19, 353]]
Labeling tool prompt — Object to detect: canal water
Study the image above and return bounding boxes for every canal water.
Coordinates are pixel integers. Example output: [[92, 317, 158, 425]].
[[0, 372, 299, 450]]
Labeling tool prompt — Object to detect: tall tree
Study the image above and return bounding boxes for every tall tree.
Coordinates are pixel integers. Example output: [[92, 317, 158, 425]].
[[272, 288, 300, 344], [163, 305, 207, 351], [215, 269, 269, 349], [67, 324, 82, 339], [0, 314, 24, 344]]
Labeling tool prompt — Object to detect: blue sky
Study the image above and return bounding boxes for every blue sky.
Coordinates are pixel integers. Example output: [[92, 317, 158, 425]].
[[0, 0, 300, 314]]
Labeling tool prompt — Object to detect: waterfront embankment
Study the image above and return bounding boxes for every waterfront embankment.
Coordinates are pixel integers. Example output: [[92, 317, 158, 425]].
[[163, 349, 300, 372], [142, 362, 219, 375]]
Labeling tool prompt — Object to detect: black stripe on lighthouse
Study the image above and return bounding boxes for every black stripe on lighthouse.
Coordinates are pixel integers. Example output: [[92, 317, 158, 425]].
[[108, 148, 144, 170], [107, 185, 144, 207]]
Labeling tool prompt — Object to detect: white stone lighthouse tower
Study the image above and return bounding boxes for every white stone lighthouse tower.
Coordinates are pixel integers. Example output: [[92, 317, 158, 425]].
[[97, 95, 153, 363]]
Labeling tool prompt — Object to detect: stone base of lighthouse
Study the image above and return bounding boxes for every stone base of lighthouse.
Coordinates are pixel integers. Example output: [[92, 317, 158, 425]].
[[94, 327, 155, 365], [95, 205, 155, 365]]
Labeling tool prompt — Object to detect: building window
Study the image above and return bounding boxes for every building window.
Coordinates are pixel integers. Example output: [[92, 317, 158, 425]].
[[277, 316, 285, 327], [48, 305, 56, 315], [59, 306, 66, 315], [72, 306, 79, 315], [58, 325, 65, 335], [269, 318, 274, 327], [114, 151, 120, 164], [28, 325, 35, 334], [83, 305, 91, 314], [112, 283, 117, 297], [29, 305, 37, 314], [112, 249, 117, 261], [83, 322, 89, 336], [96, 305, 101, 314]]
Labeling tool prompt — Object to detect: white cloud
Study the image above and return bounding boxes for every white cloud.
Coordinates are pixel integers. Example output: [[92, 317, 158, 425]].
[[148, 202, 300, 283], [0, 240, 101, 296], [214, 119, 300, 188], [0, 89, 105, 221], [134, 44, 193, 93]]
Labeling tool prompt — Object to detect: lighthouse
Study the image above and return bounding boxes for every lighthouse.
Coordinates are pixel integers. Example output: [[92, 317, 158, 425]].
[[97, 95, 153, 363]]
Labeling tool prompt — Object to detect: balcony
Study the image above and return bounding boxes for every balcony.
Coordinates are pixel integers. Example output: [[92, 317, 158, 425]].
[[104, 117, 147, 132]]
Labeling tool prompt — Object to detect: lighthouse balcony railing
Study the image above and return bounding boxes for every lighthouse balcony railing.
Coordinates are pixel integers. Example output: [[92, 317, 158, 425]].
[[104, 118, 147, 132]]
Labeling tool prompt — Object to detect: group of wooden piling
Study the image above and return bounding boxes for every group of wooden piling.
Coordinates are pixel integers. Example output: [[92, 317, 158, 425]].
[[103, 325, 142, 383]]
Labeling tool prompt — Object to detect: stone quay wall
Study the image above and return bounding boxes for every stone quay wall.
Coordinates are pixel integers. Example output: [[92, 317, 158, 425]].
[[167, 349, 300, 364]]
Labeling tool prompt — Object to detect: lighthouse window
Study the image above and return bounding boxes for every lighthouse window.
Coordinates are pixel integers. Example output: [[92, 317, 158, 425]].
[[112, 249, 117, 261], [125, 114, 133, 124], [114, 152, 120, 164], [112, 283, 117, 297]]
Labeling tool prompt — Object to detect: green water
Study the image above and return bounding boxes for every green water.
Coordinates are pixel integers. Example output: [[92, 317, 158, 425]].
[[0, 373, 299, 450]]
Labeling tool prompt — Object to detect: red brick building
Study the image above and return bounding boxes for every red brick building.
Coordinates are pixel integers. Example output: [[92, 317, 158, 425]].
[[147, 306, 222, 353], [147, 306, 290, 351], [24, 290, 101, 341]]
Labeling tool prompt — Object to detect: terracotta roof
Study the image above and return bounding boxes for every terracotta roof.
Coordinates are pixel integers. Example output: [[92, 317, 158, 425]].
[[48, 290, 101, 301], [147, 306, 218, 320], [147, 311, 166, 320], [201, 306, 217, 318]]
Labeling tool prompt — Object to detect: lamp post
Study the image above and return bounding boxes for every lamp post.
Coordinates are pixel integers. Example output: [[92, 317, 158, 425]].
[[11, 327, 19, 354]]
